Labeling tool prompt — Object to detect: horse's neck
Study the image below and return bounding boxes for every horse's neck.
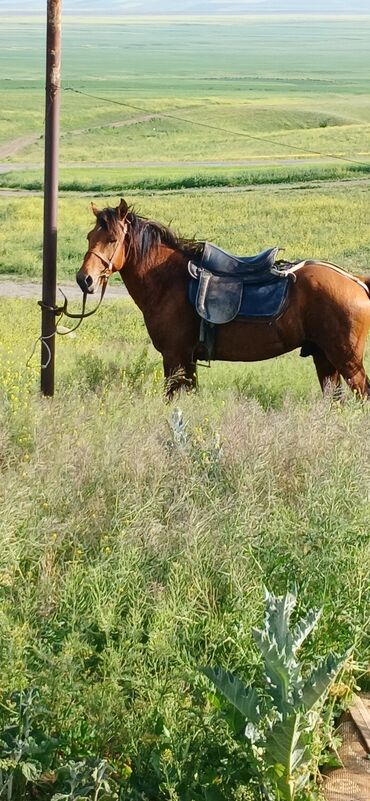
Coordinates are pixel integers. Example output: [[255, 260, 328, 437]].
[[121, 244, 187, 311]]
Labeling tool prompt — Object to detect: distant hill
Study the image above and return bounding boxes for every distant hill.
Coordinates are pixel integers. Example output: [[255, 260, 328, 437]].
[[2, 0, 370, 14]]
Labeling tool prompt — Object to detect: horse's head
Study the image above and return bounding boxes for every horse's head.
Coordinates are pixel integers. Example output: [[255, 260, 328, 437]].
[[76, 198, 129, 294]]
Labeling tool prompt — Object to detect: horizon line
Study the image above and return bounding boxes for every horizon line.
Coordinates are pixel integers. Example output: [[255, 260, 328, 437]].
[[2, 12, 370, 18]]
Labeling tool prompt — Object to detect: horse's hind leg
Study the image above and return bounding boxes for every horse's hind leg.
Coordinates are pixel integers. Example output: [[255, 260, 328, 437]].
[[323, 323, 370, 398], [342, 364, 370, 398], [312, 349, 342, 398]]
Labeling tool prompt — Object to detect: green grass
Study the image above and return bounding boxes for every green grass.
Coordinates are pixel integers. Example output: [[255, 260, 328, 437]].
[[0, 296, 369, 799], [2, 16, 370, 172], [2, 184, 370, 280], [2, 162, 370, 193], [2, 16, 370, 86], [10, 117, 370, 166]]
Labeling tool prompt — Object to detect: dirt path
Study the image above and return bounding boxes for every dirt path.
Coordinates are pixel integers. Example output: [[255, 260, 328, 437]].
[[62, 113, 163, 138], [0, 279, 128, 301], [0, 134, 41, 160], [0, 113, 162, 166]]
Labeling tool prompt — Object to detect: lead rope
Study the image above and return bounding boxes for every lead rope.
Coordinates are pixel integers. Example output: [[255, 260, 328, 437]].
[[28, 218, 129, 369], [27, 280, 108, 369]]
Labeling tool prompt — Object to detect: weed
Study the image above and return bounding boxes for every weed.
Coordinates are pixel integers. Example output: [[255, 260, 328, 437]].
[[203, 589, 348, 801]]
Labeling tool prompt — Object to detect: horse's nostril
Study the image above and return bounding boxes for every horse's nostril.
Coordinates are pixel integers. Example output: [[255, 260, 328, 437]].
[[85, 275, 93, 288]]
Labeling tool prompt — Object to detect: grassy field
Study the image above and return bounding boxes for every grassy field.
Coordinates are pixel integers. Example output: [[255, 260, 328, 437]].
[[0, 296, 369, 799], [1, 13, 370, 800], [1, 183, 370, 280], [2, 162, 370, 193], [1, 15, 370, 192]]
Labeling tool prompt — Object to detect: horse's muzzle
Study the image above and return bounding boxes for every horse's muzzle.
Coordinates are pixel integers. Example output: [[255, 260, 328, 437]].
[[76, 272, 95, 294]]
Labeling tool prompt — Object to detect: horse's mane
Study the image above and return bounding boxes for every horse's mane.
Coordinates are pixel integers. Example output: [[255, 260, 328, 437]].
[[96, 205, 204, 267]]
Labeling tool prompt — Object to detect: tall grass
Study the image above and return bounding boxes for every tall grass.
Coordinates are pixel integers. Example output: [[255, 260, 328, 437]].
[[1, 162, 370, 193], [0, 298, 369, 799]]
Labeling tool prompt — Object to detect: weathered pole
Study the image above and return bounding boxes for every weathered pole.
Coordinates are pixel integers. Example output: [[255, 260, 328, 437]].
[[41, 0, 62, 396]]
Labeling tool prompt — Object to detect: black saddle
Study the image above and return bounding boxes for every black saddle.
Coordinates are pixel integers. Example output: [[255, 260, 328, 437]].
[[188, 241, 291, 358], [199, 242, 281, 282]]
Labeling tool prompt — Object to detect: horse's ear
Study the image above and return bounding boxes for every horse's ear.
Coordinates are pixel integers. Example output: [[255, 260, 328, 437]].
[[91, 202, 99, 217], [117, 198, 129, 219]]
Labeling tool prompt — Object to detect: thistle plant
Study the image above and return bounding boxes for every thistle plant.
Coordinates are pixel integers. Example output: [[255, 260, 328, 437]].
[[51, 759, 118, 801], [202, 588, 348, 801], [0, 688, 58, 800], [169, 408, 189, 449]]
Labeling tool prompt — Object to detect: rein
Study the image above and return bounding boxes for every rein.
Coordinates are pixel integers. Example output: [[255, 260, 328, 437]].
[[40, 279, 107, 325], [30, 220, 129, 370], [30, 280, 108, 370]]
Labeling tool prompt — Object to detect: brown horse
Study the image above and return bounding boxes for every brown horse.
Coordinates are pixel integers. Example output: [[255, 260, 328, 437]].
[[76, 198, 370, 398]]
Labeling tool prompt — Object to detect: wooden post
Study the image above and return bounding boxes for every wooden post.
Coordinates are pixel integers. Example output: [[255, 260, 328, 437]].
[[41, 0, 62, 396]]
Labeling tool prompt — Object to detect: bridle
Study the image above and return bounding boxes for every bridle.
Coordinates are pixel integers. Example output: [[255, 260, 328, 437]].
[[58, 218, 130, 323], [86, 219, 129, 279], [37, 220, 129, 335], [33, 217, 131, 372]]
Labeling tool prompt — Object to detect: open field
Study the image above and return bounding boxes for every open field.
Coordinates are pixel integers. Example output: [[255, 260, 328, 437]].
[[1, 181, 370, 796], [1, 182, 370, 280], [1, 16, 370, 192], [0, 297, 370, 799], [1, 13, 370, 800]]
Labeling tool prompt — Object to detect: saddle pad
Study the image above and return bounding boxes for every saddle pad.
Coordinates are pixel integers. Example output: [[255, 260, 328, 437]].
[[188, 274, 289, 320]]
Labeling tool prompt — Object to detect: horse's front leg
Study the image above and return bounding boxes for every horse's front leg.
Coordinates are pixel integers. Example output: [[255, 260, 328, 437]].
[[163, 353, 197, 400]]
